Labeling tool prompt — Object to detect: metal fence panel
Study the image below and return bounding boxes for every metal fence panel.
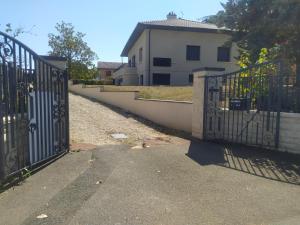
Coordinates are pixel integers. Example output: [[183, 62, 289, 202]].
[[202, 61, 295, 150], [0, 31, 69, 183]]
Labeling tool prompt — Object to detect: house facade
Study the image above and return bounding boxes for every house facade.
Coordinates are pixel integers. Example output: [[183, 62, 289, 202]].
[[97, 61, 122, 81], [113, 12, 239, 86]]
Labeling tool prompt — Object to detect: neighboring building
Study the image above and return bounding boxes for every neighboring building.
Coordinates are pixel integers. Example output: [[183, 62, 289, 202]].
[[40, 55, 67, 70], [114, 12, 239, 86], [97, 61, 123, 81]]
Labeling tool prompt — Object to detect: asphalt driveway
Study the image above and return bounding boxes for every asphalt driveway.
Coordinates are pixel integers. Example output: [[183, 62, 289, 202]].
[[0, 141, 299, 225]]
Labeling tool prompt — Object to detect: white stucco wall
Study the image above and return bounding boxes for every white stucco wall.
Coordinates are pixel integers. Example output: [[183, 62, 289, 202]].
[[127, 30, 148, 85], [279, 112, 300, 154], [69, 84, 192, 133]]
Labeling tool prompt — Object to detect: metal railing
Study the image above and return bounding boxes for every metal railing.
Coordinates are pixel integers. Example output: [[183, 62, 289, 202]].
[[203, 61, 298, 150]]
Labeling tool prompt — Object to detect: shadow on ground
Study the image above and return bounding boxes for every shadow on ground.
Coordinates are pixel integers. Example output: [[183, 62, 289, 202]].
[[186, 141, 300, 185]]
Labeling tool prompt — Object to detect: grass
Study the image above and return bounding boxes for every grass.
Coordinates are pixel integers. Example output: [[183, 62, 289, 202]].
[[100, 85, 193, 102]]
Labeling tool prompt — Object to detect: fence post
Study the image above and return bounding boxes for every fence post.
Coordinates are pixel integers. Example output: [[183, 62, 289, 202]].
[[192, 70, 206, 139], [192, 68, 226, 140]]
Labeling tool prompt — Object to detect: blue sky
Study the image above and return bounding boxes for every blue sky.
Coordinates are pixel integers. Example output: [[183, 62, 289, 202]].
[[0, 0, 225, 64]]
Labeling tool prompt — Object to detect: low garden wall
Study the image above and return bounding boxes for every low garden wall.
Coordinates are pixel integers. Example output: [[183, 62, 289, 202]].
[[69, 82, 300, 154], [69, 83, 193, 133], [279, 112, 300, 154]]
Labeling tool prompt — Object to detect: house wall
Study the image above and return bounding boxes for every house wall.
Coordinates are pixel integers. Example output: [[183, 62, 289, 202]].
[[127, 30, 148, 85], [126, 29, 239, 86], [149, 29, 239, 85], [98, 68, 114, 80], [69, 83, 192, 133]]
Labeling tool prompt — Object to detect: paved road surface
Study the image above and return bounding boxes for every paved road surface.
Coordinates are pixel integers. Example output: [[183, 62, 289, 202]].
[[0, 94, 299, 225], [0, 142, 299, 225]]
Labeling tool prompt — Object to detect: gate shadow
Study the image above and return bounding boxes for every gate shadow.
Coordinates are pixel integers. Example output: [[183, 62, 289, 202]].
[[186, 141, 300, 185]]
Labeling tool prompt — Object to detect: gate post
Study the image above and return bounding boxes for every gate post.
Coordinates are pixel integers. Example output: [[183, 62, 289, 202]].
[[192, 67, 225, 140], [192, 70, 206, 140]]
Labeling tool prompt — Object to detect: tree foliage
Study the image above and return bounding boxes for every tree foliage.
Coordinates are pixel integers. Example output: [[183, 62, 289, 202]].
[[48, 21, 98, 79], [70, 62, 98, 80], [204, 0, 300, 64], [0, 23, 35, 38]]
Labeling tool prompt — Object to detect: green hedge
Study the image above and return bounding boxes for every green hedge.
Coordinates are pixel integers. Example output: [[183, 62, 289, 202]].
[[72, 79, 113, 85]]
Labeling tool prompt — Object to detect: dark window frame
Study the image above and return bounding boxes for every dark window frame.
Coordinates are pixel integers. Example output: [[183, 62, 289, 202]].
[[132, 55, 136, 67], [186, 45, 201, 61], [153, 57, 172, 67], [139, 47, 143, 63], [105, 70, 112, 76], [152, 73, 171, 85], [189, 74, 193, 84], [217, 47, 231, 62], [140, 74, 143, 85]]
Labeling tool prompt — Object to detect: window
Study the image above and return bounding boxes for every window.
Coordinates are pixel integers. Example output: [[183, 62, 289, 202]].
[[189, 74, 193, 84], [132, 55, 136, 67], [128, 59, 132, 67], [217, 47, 231, 62], [186, 45, 200, 61], [105, 71, 112, 76], [140, 74, 143, 85], [153, 73, 170, 85], [153, 57, 171, 67], [139, 48, 143, 63]]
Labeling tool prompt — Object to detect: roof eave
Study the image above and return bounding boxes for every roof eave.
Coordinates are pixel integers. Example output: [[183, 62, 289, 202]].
[[121, 23, 146, 57], [120, 23, 233, 57]]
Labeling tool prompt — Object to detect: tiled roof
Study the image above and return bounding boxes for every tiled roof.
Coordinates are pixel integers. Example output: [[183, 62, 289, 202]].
[[121, 17, 230, 57], [97, 61, 123, 69], [141, 18, 223, 30]]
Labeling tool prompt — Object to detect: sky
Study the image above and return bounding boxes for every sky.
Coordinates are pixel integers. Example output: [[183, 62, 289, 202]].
[[0, 0, 226, 64]]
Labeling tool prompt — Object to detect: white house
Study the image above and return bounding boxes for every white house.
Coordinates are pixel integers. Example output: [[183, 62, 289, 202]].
[[113, 12, 239, 86]]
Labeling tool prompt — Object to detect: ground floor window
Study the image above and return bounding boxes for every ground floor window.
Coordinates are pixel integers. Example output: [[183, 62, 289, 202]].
[[140, 74, 143, 85], [152, 73, 170, 85]]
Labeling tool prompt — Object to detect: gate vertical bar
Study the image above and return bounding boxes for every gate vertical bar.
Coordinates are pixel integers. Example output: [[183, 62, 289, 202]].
[[65, 69, 70, 151], [0, 63, 4, 181], [203, 76, 208, 139], [275, 61, 283, 148]]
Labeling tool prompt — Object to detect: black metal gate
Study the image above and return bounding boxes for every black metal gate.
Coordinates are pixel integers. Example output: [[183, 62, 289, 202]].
[[203, 61, 284, 150], [0, 32, 69, 182]]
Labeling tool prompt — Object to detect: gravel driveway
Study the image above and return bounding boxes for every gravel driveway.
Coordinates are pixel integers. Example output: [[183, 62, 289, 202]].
[[69, 93, 185, 147]]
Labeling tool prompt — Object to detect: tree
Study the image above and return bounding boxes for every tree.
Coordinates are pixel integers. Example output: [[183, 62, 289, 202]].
[[70, 62, 98, 80], [204, 0, 300, 78], [0, 23, 35, 38], [48, 21, 97, 79]]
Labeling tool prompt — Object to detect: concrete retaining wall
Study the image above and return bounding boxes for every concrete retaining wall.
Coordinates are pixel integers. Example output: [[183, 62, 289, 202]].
[[69, 84, 192, 133]]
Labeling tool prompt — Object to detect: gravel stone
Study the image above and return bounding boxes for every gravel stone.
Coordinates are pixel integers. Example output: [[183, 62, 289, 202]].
[[69, 93, 183, 146]]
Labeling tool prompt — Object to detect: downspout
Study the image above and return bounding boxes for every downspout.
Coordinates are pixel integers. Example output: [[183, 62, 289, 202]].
[[148, 29, 152, 86]]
